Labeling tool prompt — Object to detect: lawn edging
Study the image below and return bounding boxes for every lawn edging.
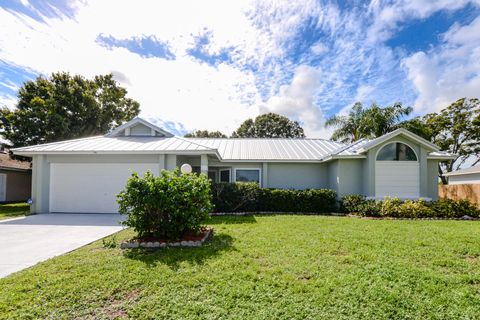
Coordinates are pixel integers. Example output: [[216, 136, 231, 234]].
[[120, 228, 214, 249]]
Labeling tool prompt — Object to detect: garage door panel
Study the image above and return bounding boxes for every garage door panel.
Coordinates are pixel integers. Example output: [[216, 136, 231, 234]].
[[375, 162, 419, 198], [50, 163, 159, 213]]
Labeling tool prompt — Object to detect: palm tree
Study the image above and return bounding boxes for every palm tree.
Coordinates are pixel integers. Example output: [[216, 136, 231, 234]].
[[325, 102, 367, 143], [325, 102, 412, 143]]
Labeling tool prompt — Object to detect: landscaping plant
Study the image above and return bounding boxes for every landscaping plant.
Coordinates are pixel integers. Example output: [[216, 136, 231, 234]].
[[117, 169, 213, 240]]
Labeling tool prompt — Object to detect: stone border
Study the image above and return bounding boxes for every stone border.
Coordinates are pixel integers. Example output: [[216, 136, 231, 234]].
[[210, 212, 346, 216], [120, 228, 213, 249]]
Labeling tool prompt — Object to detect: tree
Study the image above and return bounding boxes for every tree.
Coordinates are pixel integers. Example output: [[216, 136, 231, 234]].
[[362, 102, 412, 137], [325, 102, 367, 143], [0, 72, 140, 147], [232, 113, 305, 138], [184, 130, 227, 138], [325, 102, 412, 143]]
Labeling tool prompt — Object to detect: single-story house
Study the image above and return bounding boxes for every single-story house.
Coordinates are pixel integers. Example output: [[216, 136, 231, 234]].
[[0, 139, 32, 203], [443, 165, 480, 184], [12, 118, 455, 214]]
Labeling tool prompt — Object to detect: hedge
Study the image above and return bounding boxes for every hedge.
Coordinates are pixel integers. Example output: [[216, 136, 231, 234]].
[[341, 195, 480, 219], [211, 182, 337, 213]]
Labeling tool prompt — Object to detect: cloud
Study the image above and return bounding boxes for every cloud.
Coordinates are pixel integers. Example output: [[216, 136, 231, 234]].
[[403, 16, 480, 113], [259, 65, 327, 137]]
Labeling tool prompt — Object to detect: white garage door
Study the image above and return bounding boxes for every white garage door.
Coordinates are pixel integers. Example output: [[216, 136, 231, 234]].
[[50, 163, 159, 213], [375, 161, 420, 198]]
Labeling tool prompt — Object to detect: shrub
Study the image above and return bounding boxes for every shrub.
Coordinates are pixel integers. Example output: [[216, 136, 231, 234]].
[[340, 194, 366, 213], [357, 200, 382, 217], [211, 182, 261, 212], [380, 197, 402, 217], [396, 199, 436, 218], [431, 199, 480, 218], [211, 183, 337, 213], [117, 169, 213, 240]]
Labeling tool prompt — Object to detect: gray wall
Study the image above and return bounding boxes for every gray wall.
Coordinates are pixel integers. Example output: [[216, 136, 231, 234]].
[[326, 159, 364, 197], [361, 135, 438, 199], [267, 163, 328, 189]]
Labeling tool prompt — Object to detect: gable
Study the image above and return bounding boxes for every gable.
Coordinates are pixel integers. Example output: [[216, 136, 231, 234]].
[[106, 117, 173, 138]]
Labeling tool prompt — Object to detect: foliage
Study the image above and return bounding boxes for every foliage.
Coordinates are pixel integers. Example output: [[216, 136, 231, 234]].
[[325, 102, 412, 143], [211, 182, 337, 213], [340, 195, 479, 218], [431, 198, 480, 219], [232, 113, 305, 138], [117, 170, 213, 240], [2, 216, 480, 319], [340, 194, 366, 213], [184, 130, 227, 138], [0, 72, 140, 147], [398, 98, 480, 182]]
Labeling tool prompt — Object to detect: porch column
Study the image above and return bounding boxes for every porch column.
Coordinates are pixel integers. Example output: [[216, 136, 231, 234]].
[[200, 154, 208, 174]]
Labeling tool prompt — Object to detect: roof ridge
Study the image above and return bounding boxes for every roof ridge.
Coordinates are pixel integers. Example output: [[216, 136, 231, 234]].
[[176, 136, 217, 150]]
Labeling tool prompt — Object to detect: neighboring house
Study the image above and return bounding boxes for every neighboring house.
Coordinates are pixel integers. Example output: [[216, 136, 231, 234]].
[[0, 138, 32, 203], [443, 166, 480, 184], [12, 118, 455, 214]]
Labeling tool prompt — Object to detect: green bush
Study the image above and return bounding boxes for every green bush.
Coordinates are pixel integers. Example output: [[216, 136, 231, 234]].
[[340, 195, 366, 213], [396, 199, 436, 218], [211, 183, 337, 213], [431, 199, 480, 218], [117, 169, 213, 240], [357, 200, 382, 217], [340, 194, 479, 219]]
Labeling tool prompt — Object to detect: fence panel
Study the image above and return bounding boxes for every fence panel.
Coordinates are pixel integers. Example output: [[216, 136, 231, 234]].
[[439, 184, 480, 208]]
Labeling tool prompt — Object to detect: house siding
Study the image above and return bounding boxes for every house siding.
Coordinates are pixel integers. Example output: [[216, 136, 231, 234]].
[[0, 169, 31, 202], [266, 163, 328, 189]]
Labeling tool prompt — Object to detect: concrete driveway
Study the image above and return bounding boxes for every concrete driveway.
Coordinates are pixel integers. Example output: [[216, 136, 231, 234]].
[[0, 213, 124, 278]]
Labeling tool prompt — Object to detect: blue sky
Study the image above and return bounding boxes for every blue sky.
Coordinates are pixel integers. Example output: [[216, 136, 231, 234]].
[[0, 0, 479, 137]]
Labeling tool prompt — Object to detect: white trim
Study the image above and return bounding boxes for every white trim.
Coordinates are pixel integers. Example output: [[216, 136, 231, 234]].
[[219, 168, 232, 183], [233, 168, 261, 185], [358, 128, 440, 153], [426, 155, 457, 160], [375, 140, 419, 162]]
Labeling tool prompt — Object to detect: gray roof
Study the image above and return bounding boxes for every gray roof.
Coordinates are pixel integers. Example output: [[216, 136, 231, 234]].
[[188, 138, 344, 161], [13, 136, 216, 154], [12, 118, 456, 162], [443, 165, 480, 177]]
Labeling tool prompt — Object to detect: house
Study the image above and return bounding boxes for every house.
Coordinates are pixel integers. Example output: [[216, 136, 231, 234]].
[[0, 138, 32, 203], [443, 165, 480, 185], [12, 118, 455, 214]]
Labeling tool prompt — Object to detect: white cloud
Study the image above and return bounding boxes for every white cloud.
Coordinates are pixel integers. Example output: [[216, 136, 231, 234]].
[[258, 65, 328, 137], [403, 16, 480, 113], [0, 1, 338, 135], [367, 0, 478, 43]]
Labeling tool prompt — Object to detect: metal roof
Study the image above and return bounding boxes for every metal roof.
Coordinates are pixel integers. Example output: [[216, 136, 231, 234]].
[[12, 136, 216, 154], [443, 165, 480, 177], [188, 138, 344, 161], [12, 118, 455, 161]]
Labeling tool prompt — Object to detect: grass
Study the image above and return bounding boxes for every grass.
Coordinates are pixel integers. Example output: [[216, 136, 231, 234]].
[[0, 203, 29, 220], [0, 215, 479, 319]]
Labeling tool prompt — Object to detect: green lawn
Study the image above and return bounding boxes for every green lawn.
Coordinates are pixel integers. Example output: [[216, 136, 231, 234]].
[[1, 215, 479, 319], [0, 203, 29, 220]]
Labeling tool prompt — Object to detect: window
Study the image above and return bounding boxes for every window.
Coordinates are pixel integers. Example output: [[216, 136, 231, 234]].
[[220, 169, 231, 183], [207, 171, 217, 182], [376, 142, 417, 161], [235, 169, 260, 183]]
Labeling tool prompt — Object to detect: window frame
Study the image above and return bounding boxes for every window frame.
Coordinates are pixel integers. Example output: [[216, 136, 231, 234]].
[[219, 168, 232, 183], [233, 168, 262, 185], [375, 141, 418, 162]]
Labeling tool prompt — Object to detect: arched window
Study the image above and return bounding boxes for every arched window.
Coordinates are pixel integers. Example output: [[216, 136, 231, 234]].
[[376, 142, 417, 161]]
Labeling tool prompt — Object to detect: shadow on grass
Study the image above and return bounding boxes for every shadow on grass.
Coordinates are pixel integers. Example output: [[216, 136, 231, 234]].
[[123, 233, 235, 270], [207, 215, 257, 224]]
